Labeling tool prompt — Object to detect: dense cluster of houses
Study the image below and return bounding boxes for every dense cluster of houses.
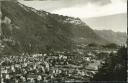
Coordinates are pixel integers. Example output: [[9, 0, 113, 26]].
[[0, 46, 116, 83], [0, 51, 99, 83]]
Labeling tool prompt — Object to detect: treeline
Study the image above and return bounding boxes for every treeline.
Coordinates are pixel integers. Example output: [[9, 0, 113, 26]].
[[88, 43, 119, 49]]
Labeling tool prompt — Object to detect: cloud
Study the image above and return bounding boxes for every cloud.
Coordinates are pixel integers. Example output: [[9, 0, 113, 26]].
[[19, 1, 67, 11], [19, 0, 112, 12], [20, 0, 111, 8], [51, 0, 127, 18], [89, 0, 111, 5], [20, 0, 127, 18]]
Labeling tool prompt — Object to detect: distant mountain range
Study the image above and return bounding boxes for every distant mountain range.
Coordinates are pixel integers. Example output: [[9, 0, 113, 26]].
[[95, 30, 127, 45], [83, 13, 127, 32], [1, 1, 108, 54]]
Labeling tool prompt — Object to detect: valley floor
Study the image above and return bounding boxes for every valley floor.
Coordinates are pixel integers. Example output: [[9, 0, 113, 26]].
[[0, 46, 118, 83]]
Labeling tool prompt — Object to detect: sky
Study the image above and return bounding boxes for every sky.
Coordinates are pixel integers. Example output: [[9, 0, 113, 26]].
[[19, 0, 127, 18], [19, 0, 127, 32]]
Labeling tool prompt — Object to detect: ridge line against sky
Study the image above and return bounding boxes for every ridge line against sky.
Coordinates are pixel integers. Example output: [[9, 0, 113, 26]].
[[18, 0, 127, 32], [19, 0, 127, 18]]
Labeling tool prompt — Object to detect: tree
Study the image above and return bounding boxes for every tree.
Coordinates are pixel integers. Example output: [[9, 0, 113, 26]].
[[91, 47, 127, 82], [88, 43, 98, 47], [103, 43, 118, 49]]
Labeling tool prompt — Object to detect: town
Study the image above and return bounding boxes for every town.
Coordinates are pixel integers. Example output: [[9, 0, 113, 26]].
[[0, 44, 118, 83]]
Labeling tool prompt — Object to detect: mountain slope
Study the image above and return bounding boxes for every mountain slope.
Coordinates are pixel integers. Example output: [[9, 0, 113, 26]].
[[30, 6, 108, 45], [95, 30, 127, 45], [1, 1, 107, 54]]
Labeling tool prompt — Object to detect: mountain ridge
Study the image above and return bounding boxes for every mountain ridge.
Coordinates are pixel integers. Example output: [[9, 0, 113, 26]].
[[83, 13, 127, 32], [1, 1, 108, 54], [95, 29, 127, 45]]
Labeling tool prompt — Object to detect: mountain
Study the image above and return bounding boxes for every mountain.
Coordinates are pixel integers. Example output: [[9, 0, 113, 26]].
[[95, 30, 127, 45], [1, 1, 107, 54], [83, 13, 127, 32]]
